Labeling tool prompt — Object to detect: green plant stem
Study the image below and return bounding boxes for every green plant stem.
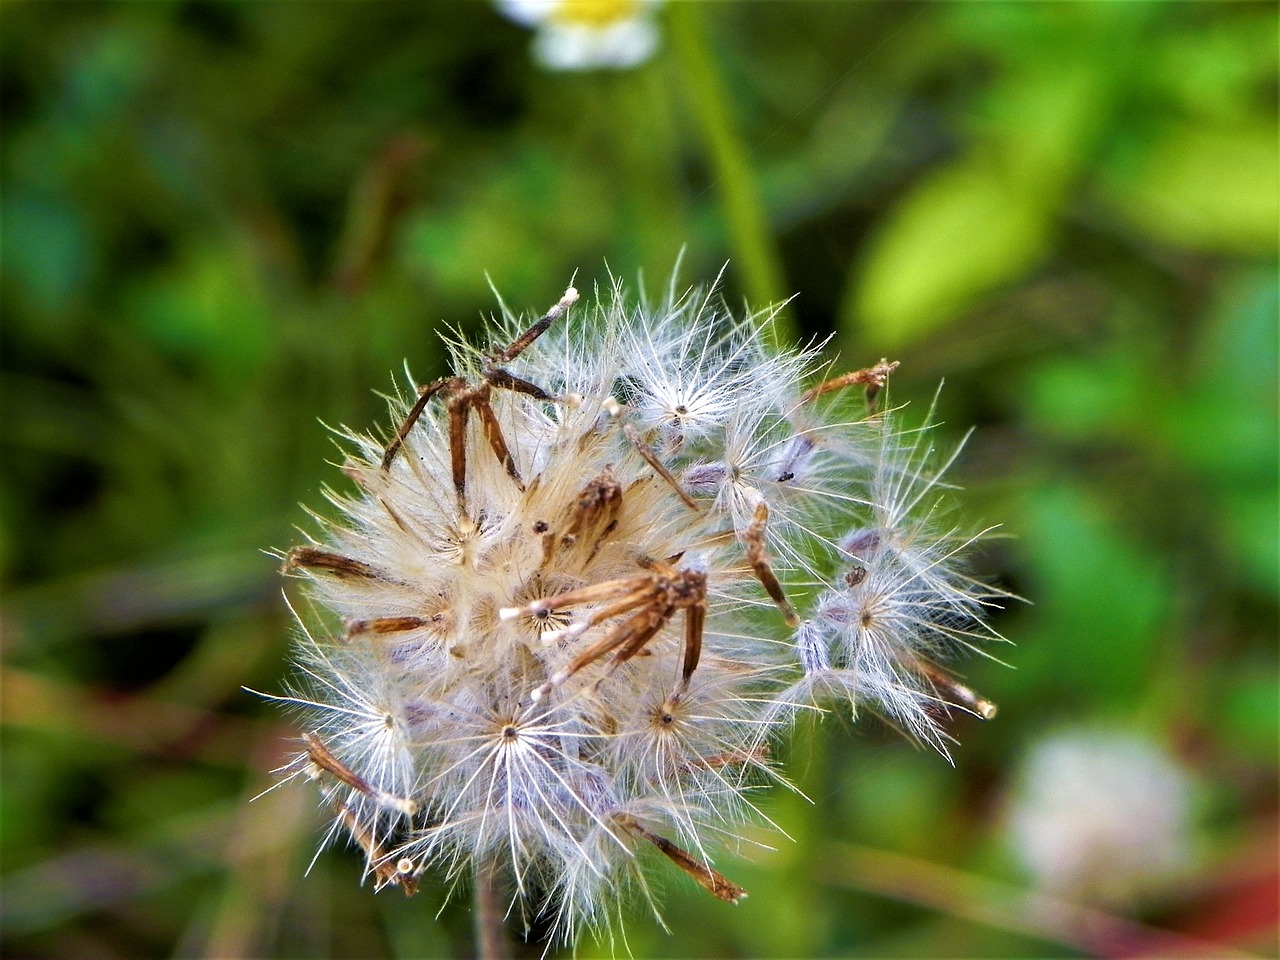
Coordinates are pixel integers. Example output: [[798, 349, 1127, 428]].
[[668, 3, 794, 347], [769, 714, 830, 956], [473, 857, 510, 960], [823, 843, 1256, 959]]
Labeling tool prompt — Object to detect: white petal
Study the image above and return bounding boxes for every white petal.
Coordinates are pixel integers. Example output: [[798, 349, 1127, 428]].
[[497, 0, 559, 28], [533, 19, 659, 71]]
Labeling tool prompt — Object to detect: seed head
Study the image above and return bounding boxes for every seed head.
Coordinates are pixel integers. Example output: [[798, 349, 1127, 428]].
[[267, 272, 1007, 943]]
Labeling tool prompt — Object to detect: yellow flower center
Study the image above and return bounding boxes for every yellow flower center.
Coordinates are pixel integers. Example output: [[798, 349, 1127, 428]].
[[551, 0, 640, 28]]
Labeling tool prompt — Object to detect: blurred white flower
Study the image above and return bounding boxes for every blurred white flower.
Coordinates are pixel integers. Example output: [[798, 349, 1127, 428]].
[[1006, 730, 1196, 906], [499, 0, 662, 71]]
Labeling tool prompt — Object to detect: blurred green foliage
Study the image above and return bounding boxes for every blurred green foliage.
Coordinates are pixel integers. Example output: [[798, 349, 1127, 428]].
[[2, 2, 1276, 958]]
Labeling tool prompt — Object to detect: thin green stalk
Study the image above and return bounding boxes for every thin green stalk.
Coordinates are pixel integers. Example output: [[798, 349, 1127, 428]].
[[824, 843, 1255, 959], [668, 3, 795, 347]]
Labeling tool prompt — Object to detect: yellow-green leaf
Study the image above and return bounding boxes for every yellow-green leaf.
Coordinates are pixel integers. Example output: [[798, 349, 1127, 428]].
[[846, 160, 1051, 350], [1102, 120, 1279, 255]]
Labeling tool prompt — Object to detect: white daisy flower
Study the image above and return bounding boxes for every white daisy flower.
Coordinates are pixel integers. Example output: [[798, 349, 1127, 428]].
[[499, 0, 662, 71], [1006, 730, 1197, 906]]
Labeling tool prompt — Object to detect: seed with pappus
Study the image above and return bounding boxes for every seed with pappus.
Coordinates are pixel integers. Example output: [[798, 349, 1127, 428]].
[[264, 271, 1009, 946]]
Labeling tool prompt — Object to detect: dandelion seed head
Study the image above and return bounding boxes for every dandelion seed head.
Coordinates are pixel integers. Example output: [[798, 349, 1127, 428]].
[[272, 270, 1007, 944]]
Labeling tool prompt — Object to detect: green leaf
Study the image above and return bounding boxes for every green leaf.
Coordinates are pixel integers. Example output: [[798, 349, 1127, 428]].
[[975, 62, 1104, 192], [847, 160, 1052, 349], [124, 243, 271, 385], [1101, 120, 1279, 255], [1220, 489, 1280, 599], [1017, 482, 1170, 704], [1, 194, 92, 320], [1219, 670, 1280, 763], [1022, 353, 1145, 441]]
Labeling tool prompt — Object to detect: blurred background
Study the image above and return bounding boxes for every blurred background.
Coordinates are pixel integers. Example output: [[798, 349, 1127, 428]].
[[2, 2, 1276, 957]]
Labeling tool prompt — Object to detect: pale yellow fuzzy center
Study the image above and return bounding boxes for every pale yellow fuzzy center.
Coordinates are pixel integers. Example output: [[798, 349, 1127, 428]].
[[551, 0, 640, 28]]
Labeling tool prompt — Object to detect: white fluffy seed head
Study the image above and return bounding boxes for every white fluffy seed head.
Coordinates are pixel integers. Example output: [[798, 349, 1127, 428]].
[[272, 272, 1007, 943]]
